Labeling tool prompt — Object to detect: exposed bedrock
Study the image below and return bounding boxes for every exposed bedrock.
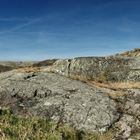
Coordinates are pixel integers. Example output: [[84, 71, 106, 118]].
[[0, 70, 120, 132], [0, 68, 140, 139], [49, 57, 140, 82]]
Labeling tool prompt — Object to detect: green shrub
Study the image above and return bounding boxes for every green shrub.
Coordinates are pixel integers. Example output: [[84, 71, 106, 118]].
[[0, 107, 116, 140]]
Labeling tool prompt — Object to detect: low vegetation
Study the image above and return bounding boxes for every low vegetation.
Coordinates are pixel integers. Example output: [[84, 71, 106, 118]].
[[115, 48, 140, 57], [0, 65, 13, 73], [16, 67, 41, 73], [0, 107, 116, 140], [32, 59, 57, 67], [69, 74, 140, 90], [90, 81, 140, 90]]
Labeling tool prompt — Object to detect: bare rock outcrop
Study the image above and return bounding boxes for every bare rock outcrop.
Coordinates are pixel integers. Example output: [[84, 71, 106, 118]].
[[49, 57, 140, 82], [113, 89, 140, 139], [0, 70, 120, 132], [0, 50, 140, 139], [0, 68, 140, 139]]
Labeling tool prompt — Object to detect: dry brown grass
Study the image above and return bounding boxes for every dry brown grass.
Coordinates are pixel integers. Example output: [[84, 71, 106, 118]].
[[16, 67, 40, 73], [89, 81, 140, 90], [67, 75, 140, 90], [116, 48, 140, 57], [107, 92, 127, 100]]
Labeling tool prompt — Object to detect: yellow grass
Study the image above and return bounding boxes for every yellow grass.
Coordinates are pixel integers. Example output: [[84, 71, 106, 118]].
[[67, 75, 140, 90], [107, 92, 127, 100], [89, 81, 140, 90], [16, 67, 40, 73]]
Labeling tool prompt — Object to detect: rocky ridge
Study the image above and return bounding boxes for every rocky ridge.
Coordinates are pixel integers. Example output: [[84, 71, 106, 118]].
[[45, 56, 140, 82], [0, 69, 140, 139], [115, 48, 140, 57], [0, 49, 140, 139]]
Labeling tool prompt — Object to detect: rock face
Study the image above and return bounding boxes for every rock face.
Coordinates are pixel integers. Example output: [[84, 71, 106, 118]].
[[128, 57, 140, 81], [0, 70, 120, 132], [114, 89, 140, 139], [49, 57, 140, 82]]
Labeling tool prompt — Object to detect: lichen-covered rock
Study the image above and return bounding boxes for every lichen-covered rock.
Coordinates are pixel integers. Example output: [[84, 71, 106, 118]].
[[0, 50, 140, 139], [0, 70, 119, 132], [49, 57, 140, 82], [114, 89, 140, 140]]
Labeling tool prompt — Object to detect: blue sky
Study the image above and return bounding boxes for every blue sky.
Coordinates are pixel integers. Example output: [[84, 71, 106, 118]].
[[0, 0, 140, 60]]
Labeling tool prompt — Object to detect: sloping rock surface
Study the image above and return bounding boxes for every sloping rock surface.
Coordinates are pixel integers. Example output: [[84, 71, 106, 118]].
[[0, 70, 119, 132], [114, 89, 140, 139], [0, 69, 140, 139]]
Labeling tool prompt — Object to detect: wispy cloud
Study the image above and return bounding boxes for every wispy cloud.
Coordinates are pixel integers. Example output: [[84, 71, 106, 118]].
[[0, 17, 32, 21], [9, 18, 40, 32], [0, 17, 43, 35]]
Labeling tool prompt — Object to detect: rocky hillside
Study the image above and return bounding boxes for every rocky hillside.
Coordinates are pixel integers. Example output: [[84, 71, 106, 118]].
[[0, 61, 37, 73], [0, 68, 140, 139], [46, 56, 140, 82], [35, 49, 140, 83], [32, 59, 57, 67], [115, 48, 140, 57], [0, 49, 140, 140]]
